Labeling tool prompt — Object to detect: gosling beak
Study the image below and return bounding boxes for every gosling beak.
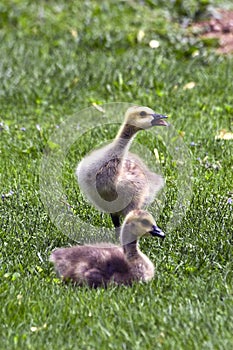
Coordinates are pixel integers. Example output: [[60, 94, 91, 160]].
[[151, 113, 169, 127], [150, 225, 165, 239]]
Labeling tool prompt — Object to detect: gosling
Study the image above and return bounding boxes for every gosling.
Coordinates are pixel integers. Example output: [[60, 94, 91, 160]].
[[76, 106, 168, 230], [50, 210, 165, 288]]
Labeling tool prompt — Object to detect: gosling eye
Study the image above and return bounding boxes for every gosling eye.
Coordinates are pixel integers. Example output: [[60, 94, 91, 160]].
[[141, 219, 151, 226], [139, 111, 147, 117]]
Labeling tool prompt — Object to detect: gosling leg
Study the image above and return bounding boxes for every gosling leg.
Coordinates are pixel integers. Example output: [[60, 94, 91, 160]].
[[110, 214, 121, 239]]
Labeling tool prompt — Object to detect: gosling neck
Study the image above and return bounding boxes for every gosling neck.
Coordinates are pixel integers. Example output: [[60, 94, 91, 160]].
[[113, 123, 140, 155], [120, 225, 139, 260]]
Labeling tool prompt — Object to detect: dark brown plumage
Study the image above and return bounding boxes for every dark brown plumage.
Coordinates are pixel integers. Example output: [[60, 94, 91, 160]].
[[50, 210, 165, 288]]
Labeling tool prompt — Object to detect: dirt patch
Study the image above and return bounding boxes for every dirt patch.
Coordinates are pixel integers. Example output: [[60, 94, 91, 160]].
[[193, 9, 233, 54]]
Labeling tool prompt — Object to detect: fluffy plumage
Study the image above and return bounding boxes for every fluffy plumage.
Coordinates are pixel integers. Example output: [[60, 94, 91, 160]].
[[76, 106, 168, 230], [50, 210, 165, 287]]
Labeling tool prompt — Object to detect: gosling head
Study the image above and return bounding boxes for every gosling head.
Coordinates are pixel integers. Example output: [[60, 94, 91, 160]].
[[122, 210, 165, 242], [125, 106, 168, 130]]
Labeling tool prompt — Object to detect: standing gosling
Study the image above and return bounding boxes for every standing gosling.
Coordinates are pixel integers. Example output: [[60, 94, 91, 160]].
[[50, 210, 165, 287], [76, 106, 168, 230]]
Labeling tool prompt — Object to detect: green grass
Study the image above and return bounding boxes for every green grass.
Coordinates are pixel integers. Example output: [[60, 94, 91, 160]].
[[0, 1, 233, 349]]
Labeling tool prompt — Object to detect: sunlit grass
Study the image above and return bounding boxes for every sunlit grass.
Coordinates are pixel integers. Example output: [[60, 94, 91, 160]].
[[0, 1, 233, 349]]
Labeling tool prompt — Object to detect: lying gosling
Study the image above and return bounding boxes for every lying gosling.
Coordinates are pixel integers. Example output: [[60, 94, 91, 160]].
[[50, 210, 165, 288]]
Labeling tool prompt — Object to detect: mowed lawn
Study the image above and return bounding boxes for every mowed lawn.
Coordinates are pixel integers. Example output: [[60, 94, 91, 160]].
[[0, 1, 233, 349]]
